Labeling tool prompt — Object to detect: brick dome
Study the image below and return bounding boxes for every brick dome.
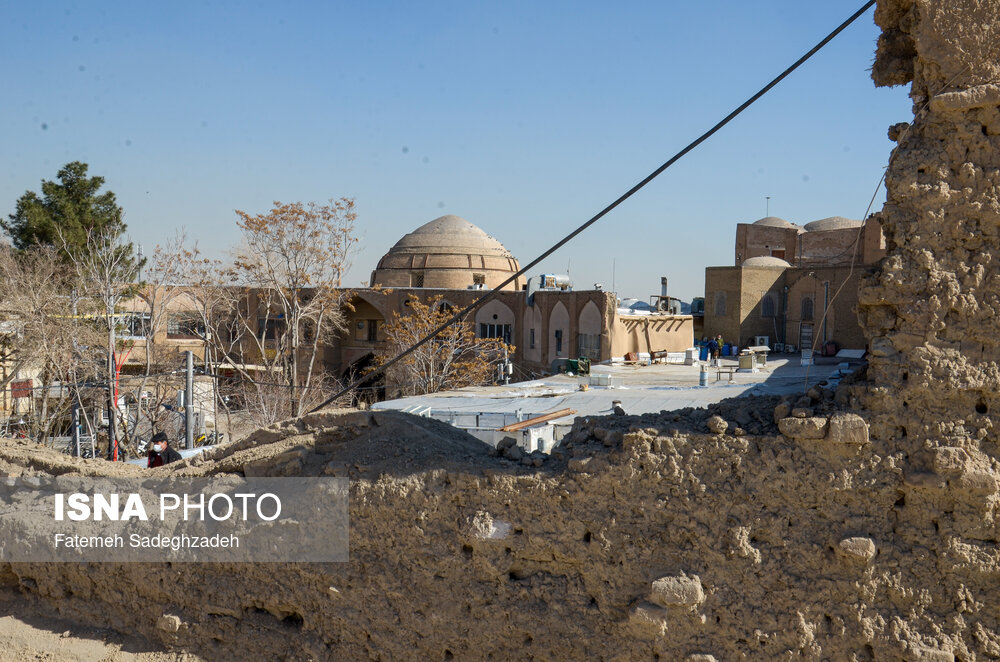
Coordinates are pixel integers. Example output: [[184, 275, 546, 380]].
[[371, 215, 523, 290]]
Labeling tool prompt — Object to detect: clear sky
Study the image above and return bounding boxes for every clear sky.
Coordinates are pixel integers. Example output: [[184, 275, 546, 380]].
[[1, 1, 911, 303]]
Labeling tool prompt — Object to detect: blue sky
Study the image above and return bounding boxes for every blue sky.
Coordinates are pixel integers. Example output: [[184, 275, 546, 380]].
[[1, 1, 911, 302]]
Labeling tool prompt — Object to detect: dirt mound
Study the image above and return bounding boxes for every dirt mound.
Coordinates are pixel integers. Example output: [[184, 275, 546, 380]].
[[179, 408, 513, 479], [0, 438, 146, 478], [0, 588, 197, 662]]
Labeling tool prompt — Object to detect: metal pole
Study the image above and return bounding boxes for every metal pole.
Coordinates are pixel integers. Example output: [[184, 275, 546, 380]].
[[107, 297, 118, 460], [823, 281, 830, 346], [185, 350, 194, 450], [72, 404, 80, 458], [106, 389, 117, 461], [502, 345, 510, 386]]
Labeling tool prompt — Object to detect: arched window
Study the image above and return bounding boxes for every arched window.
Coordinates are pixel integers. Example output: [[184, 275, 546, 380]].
[[761, 293, 776, 318], [801, 297, 813, 320], [714, 292, 727, 317]]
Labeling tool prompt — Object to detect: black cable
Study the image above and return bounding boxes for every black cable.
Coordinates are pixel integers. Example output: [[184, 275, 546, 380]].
[[308, 0, 877, 414]]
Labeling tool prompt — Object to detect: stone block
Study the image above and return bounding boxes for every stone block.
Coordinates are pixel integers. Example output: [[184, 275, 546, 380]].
[[649, 574, 704, 608], [706, 415, 727, 434], [933, 447, 971, 475], [504, 445, 524, 462], [908, 647, 955, 662], [627, 601, 668, 637], [568, 456, 592, 472], [903, 471, 947, 489], [157, 614, 181, 633], [869, 336, 897, 357], [778, 417, 828, 440], [836, 537, 877, 561], [623, 432, 652, 454], [688, 656, 718, 662], [953, 471, 998, 494], [791, 407, 812, 418], [496, 436, 517, 452], [773, 402, 791, 424], [826, 413, 870, 445]]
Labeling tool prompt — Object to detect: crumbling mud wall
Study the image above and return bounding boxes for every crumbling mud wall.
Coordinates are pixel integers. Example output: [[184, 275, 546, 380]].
[[0, 386, 991, 662], [861, 0, 1000, 445]]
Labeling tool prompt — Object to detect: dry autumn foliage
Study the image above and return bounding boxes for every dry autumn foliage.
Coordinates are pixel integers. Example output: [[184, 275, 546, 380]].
[[227, 199, 358, 419], [376, 294, 513, 398]]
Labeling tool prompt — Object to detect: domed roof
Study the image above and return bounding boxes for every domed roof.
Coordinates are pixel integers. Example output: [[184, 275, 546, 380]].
[[752, 216, 800, 229], [388, 215, 514, 257], [803, 216, 862, 232], [741, 256, 791, 268], [370, 215, 522, 290]]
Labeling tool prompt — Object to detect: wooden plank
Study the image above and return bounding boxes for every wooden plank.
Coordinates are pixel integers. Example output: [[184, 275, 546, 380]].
[[499, 408, 577, 432]]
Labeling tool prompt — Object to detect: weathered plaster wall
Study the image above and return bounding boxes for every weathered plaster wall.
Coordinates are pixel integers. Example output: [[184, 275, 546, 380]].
[[859, 0, 1000, 452]]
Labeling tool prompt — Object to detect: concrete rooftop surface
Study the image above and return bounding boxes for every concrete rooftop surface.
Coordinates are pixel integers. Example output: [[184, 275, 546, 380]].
[[373, 357, 855, 425]]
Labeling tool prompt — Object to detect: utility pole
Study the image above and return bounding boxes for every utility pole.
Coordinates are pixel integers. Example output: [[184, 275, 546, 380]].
[[107, 294, 118, 461], [502, 345, 510, 386], [72, 404, 80, 458], [185, 350, 194, 449]]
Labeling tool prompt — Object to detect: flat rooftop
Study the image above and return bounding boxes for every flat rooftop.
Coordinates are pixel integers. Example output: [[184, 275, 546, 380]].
[[373, 357, 855, 426]]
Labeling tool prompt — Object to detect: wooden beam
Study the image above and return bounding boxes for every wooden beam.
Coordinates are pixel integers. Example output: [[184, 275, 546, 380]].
[[499, 408, 577, 432]]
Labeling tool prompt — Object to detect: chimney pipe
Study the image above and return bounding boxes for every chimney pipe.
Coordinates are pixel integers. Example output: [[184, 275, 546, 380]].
[[660, 277, 668, 298]]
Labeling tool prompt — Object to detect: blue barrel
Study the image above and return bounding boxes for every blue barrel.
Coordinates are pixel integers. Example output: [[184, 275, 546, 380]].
[[723, 343, 732, 356], [699, 346, 709, 361], [699, 368, 708, 386]]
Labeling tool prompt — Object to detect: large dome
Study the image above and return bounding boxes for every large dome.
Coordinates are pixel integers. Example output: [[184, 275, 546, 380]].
[[370, 215, 523, 290]]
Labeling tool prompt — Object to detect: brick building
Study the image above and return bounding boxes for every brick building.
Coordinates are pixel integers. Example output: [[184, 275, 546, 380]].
[[343, 215, 695, 388], [704, 215, 885, 354]]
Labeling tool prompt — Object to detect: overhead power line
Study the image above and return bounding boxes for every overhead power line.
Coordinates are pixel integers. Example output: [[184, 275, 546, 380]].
[[308, 0, 878, 414]]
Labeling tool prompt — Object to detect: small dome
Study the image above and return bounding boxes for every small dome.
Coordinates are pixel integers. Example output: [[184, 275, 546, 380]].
[[742, 256, 791, 268], [752, 216, 799, 229], [803, 216, 862, 232]]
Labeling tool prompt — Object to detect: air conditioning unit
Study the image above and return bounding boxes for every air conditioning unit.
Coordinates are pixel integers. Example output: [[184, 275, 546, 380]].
[[754, 335, 769, 347]]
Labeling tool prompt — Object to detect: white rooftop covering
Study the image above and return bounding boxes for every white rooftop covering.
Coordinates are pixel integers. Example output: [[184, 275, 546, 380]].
[[803, 216, 863, 232], [741, 256, 791, 268], [374, 359, 849, 430]]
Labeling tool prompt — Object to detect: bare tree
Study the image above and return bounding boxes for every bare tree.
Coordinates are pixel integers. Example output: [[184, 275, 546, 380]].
[[376, 294, 513, 398], [63, 229, 140, 457], [228, 199, 358, 418], [0, 244, 103, 443]]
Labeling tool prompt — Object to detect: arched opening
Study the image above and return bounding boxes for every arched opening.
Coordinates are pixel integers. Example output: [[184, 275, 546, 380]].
[[577, 301, 602, 361], [341, 353, 384, 406], [475, 300, 514, 345], [549, 302, 570, 363], [524, 306, 542, 364]]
